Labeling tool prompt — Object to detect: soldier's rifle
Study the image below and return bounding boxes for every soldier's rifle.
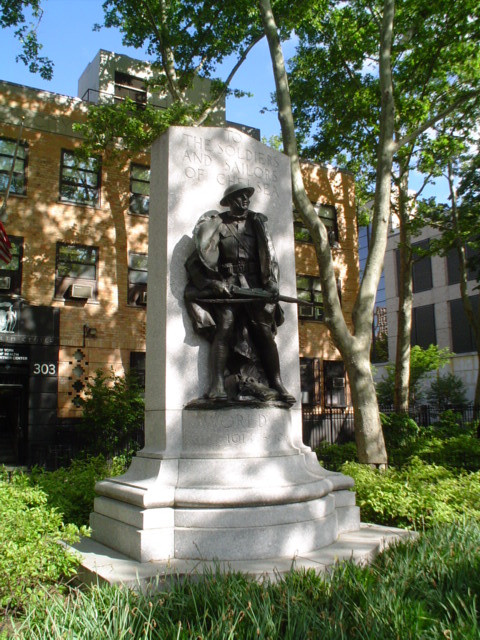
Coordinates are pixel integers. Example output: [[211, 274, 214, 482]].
[[197, 285, 314, 306]]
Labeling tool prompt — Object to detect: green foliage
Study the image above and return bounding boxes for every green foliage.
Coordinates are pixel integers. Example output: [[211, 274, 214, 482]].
[[409, 345, 453, 386], [342, 458, 480, 529], [76, 0, 270, 153], [376, 344, 453, 406], [74, 99, 195, 155], [371, 330, 388, 364], [0, 468, 86, 614], [0, 0, 53, 79], [261, 134, 284, 151], [99, 1, 263, 80], [79, 369, 144, 458], [426, 373, 468, 410], [29, 455, 128, 527], [419, 151, 480, 279], [392, 432, 480, 473], [381, 412, 420, 449], [13, 520, 480, 639], [316, 441, 357, 471]]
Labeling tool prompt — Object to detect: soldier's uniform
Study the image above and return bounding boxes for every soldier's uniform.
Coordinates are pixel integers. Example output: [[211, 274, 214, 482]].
[[184, 183, 293, 403], [185, 208, 283, 337]]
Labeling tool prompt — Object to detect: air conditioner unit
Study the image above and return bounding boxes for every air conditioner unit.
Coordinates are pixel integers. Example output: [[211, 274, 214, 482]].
[[332, 377, 345, 389], [139, 290, 147, 305], [299, 305, 314, 318], [0, 276, 11, 290], [71, 283, 94, 299]]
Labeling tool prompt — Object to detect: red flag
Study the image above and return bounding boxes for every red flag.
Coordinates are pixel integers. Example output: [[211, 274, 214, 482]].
[[0, 220, 12, 265]]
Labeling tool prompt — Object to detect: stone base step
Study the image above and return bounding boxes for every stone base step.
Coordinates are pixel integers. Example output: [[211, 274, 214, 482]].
[[69, 523, 416, 590]]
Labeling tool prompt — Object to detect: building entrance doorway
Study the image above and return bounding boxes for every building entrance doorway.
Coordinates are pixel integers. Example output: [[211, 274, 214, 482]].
[[0, 381, 27, 465]]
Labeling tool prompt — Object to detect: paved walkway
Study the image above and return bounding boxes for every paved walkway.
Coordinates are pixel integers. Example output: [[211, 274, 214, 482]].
[[70, 523, 415, 590]]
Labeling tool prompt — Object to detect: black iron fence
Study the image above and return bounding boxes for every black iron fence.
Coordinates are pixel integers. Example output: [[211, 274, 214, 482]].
[[29, 427, 145, 470], [379, 404, 479, 428], [24, 404, 480, 469], [302, 406, 355, 449], [302, 403, 479, 450]]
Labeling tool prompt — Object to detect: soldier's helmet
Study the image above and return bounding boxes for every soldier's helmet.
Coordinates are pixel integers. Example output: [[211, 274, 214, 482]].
[[220, 183, 255, 207]]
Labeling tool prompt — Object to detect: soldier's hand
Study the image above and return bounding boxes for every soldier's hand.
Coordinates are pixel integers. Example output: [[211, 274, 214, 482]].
[[265, 281, 279, 302], [210, 281, 232, 297]]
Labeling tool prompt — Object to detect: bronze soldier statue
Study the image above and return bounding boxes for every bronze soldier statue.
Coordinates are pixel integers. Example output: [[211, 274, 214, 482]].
[[184, 183, 295, 405]]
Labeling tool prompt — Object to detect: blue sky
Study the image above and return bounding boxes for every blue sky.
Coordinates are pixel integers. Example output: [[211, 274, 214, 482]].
[[0, 0, 286, 141]]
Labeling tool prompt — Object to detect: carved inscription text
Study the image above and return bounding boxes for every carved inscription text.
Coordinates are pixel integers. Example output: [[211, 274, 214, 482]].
[[182, 131, 280, 200]]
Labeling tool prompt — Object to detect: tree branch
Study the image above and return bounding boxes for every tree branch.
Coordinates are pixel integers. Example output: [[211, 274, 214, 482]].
[[140, 0, 183, 102], [365, 2, 381, 30], [394, 90, 480, 151], [354, 0, 396, 338], [413, 171, 434, 200], [196, 33, 264, 126]]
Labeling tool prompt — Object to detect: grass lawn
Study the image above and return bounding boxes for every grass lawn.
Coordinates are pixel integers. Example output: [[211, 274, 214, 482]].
[[9, 519, 480, 639]]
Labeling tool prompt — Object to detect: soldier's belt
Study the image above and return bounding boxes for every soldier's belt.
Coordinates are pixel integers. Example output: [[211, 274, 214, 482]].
[[220, 261, 257, 276]]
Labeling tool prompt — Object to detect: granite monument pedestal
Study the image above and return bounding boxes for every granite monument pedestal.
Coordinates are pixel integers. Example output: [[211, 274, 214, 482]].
[[93, 406, 359, 562], [90, 126, 360, 565]]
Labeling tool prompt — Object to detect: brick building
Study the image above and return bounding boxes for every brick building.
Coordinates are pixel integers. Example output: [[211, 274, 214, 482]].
[[0, 51, 359, 466]]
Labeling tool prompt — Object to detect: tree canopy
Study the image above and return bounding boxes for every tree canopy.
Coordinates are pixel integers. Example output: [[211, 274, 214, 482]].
[[0, 0, 53, 79], [288, 0, 480, 200]]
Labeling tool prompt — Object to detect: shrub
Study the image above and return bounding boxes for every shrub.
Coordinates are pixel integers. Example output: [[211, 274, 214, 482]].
[[0, 469, 86, 614], [404, 434, 480, 472], [342, 458, 480, 529], [13, 520, 480, 639], [381, 412, 420, 449], [376, 344, 453, 406], [426, 372, 468, 410], [29, 455, 128, 527], [315, 441, 357, 471], [79, 369, 144, 457], [431, 408, 475, 436]]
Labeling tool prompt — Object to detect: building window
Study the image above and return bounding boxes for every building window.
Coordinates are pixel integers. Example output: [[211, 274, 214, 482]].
[[130, 164, 150, 215], [446, 246, 479, 285], [412, 240, 433, 293], [411, 304, 436, 349], [59, 150, 101, 207], [0, 137, 28, 195], [294, 204, 338, 245], [300, 357, 321, 405], [395, 239, 433, 294], [372, 306, 389, 363], [296, 275, 323, 321], [359, 224, 388, 362], [114, 71, 147, 106], [449, 296, 479, 353], [324, 360, 346, 407], [0, 236, 23, 294], [55, 243, 98, 300], [130, 351, 146, 389], [128, 252, 147, 306]]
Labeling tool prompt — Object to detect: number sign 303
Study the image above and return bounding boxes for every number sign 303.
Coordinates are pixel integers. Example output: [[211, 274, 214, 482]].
[[33, 363, 56, 375]]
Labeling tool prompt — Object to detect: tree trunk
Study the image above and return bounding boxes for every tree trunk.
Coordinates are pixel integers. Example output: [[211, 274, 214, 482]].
[[475, 352, 480, 413], [447, 162, 480, 413], [394, 169, 413, 412], [258, 0, 391, 465], [344, 344, 389, 465]]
